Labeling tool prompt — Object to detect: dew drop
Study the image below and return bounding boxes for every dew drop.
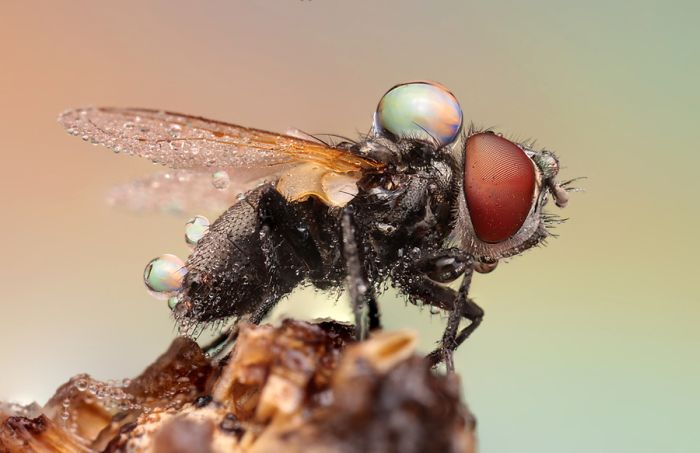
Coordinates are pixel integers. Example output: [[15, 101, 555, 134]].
[[167, 296, 179, 311], [143, 254, 187, 300], [212, 170, 230, 190], [168, 123, 182, 135], [185, 215, 210, 246], [75, 378, 88, 392]]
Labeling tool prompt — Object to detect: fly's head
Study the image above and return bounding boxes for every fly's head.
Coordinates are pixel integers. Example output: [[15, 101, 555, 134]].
[[370, 80, 575, 267], [452, 127, 574, 267]]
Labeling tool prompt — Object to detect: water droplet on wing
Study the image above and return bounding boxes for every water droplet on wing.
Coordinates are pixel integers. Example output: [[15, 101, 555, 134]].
[[212, 170, 230, 190]]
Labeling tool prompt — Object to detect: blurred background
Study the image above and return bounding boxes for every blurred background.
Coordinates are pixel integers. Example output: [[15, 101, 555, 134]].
[[1, 1, 698, 451]]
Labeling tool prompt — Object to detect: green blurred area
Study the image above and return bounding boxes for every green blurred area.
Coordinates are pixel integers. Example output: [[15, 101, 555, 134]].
[[1, 1, 698, 451]]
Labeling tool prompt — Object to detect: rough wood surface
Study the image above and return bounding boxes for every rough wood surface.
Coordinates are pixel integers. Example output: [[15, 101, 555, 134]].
[[1, 320, 476, 452]]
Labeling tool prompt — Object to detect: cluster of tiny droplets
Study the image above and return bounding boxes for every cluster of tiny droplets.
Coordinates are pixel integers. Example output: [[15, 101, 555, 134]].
[[70, 376, 140, 415], [59, 107, 299, 170]]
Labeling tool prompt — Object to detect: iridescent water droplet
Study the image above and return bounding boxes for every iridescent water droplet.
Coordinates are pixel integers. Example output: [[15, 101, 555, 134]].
[[212, 170, 230, 190], [143, 254, 187, 300], [185, 215, 210, 246], [167, 296, 179, 310]]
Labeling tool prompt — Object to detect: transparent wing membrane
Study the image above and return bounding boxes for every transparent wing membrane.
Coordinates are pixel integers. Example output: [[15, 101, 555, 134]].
[[59, 107, 380, 172], [106, 169, 277, 215]]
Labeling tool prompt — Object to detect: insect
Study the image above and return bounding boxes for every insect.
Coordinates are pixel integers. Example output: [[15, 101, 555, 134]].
[[59, 81, 575, 370]]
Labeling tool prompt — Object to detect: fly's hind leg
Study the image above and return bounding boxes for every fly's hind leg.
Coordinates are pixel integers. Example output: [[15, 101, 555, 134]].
[[341, 207, 381, 340]]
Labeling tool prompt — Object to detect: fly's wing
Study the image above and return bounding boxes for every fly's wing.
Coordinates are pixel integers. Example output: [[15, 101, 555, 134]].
[[59, 107, 378, 172], [106, 169, 278, 215], [59, 107, 383, 206]]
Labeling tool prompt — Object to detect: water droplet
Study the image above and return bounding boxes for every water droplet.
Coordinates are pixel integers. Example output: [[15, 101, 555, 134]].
[[167, 296, 179, 310], [185, 215, 210, 246], [75, 378, 88, 392], [168, 123, 182, 134], [143, 254, 187, 300], [212, 170, 230, 190]]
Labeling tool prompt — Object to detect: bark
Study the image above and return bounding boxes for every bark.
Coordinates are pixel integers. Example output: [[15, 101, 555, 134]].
[[1, 320, 476, 453]]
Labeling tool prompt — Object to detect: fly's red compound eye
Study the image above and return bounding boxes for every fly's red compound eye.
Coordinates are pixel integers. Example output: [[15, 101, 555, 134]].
[[464, 133, 536, 243]]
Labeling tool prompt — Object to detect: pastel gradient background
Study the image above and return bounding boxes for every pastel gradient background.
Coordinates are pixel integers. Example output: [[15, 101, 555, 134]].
[[1, 1, 697, 451]]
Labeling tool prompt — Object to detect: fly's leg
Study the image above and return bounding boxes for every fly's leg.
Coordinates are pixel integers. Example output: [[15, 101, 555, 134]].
[[430, 297, 484, 368], [395, 249, 483, 371], [202, 293, 282, 359], [202, 322, 242, 358], [203, 291, 284, 359], [430, 268, 482, 372], [341, 207, 381, 340]]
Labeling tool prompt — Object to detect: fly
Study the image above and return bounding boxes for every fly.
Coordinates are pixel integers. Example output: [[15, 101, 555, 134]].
[[59, 81, 577, 371]]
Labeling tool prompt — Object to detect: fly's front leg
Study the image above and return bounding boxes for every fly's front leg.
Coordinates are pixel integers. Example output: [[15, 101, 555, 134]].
[[341, 207, 380, 340], [396, 249, 484, 371], [433, 266, 480, 372]]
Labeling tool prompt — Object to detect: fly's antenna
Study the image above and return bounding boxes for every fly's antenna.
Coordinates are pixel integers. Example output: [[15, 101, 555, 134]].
[[559, 176, 587, 193]]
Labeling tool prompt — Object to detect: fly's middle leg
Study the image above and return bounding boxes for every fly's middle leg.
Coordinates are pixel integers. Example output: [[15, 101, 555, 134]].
[[341, 207, 381, 340]]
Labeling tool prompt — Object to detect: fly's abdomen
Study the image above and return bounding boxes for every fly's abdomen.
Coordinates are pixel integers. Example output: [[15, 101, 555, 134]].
[[178, 187, 276, 324]]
